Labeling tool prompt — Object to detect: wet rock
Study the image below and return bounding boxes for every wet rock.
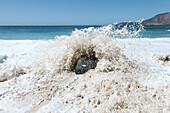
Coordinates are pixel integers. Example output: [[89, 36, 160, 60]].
[[75, 56, 98, 74], [159, 55, 170, 62], [0, 55, 8, 63], [164, 55, 170, 62]]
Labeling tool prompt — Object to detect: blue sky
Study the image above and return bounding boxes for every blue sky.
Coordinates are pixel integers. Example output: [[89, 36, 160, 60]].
[[0, 0, 170, 25]]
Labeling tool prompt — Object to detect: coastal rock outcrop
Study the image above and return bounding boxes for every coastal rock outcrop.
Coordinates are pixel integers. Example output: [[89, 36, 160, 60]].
[[142, 12, 170, 25], [117, 12, 170, 26]]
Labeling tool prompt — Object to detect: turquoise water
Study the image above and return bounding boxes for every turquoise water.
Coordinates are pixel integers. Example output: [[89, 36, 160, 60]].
[[0, 26, 100, 40], [142, 25, 170, 38], [0, 25, 170, 40]]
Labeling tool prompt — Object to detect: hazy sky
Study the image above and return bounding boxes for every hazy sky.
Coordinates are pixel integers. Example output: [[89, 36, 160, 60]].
[[0, 0, 170, 25]]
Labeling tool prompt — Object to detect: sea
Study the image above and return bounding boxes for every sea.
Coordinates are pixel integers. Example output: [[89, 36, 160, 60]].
[[0, 25, 170, 40]]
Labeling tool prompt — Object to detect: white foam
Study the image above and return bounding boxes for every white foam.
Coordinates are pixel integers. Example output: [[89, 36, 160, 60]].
[[0, 25, 169, 113]]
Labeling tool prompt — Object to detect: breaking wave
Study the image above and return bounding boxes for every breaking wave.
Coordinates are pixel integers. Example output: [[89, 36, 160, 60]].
[[34, 24, 144, 75]]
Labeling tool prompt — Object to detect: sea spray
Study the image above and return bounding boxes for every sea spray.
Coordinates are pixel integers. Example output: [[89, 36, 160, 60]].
[[20, 24, 145, 75], [51, 24, 144, 74]]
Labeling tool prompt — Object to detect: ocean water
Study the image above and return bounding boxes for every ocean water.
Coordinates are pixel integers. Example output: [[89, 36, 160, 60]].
[[0, 25, 170, 40], [142, 25, 170, 38], [0, 25, 100, 40]]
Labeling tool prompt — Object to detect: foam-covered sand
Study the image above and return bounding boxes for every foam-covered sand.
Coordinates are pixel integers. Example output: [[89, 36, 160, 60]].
[[0, 25, 170, 113]]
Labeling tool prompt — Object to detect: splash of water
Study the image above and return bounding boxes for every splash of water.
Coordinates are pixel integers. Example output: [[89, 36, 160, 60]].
[[53, 24, 144, 74], [0, 24, 147, 80]]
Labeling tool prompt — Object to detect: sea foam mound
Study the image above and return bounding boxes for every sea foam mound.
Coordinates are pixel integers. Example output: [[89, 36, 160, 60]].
[[37, 73, 169, 113], [0, 25, 169, 113]]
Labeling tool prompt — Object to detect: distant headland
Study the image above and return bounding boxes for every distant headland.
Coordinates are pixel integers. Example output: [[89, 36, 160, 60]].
[[142, 12, 170, 25], [118, 12, 170, 25]]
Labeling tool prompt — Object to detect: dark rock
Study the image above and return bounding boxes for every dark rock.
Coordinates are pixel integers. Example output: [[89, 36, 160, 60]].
[[158, 55, 170, 62], [0, 55, 8, 63], [75, 56, 98, 74], [165, 56, 170, 61]]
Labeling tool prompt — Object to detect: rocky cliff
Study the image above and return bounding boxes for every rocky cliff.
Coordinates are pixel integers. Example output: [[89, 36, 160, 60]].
[[142, 12, 170, 25]]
